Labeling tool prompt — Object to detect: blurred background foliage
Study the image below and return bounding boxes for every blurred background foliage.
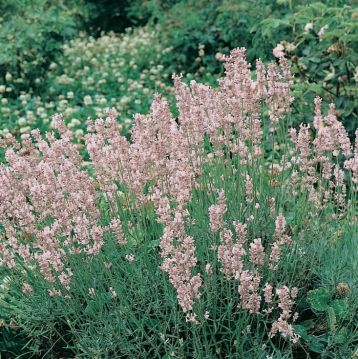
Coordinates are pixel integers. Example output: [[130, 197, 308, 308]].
[[0, 0, 357, 136], [0, 0, 89, 95]]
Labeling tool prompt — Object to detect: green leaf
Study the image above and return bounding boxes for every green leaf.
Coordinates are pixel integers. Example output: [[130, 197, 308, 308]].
[[333, 327, 349, 344], [293, 324, 310, 340], [327, 306, 336, 331], [309, 57, 321, 64], [307, 287, 331, 311], [307, 336, 326, 353], [331, 299, 349, 320]]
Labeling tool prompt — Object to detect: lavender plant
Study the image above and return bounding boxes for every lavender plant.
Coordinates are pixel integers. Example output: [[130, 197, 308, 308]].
[[0, 48, 356, 358]]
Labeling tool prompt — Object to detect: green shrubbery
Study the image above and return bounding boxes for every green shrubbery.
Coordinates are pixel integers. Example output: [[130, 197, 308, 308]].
[[0, 0, 89, 96], [268, 3, 358, 136], [0, 27, 174, 140], [146, 0, 358, 135], [1, 0, 356, 137]]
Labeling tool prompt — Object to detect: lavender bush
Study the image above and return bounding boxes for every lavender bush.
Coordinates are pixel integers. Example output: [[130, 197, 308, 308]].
[[0, 48, 356, 358]]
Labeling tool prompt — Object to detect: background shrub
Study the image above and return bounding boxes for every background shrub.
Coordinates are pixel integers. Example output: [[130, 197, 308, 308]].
[[1, 0, 356, 137], [0, 27, 173, 140], [0, 0, 88, 96], [133, 0, 358, 134]]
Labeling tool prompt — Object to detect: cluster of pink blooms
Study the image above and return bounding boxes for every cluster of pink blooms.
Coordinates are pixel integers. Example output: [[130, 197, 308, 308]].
[[0, 115, 126, 294], [0, 47, 356, 342], [269, 214, 292, 269], [344, 129, 358, 186], [270, 286, 299, 343], [209, 189, 227, 232], [289, 97, 355, 209], [209, 191, 298, 341]]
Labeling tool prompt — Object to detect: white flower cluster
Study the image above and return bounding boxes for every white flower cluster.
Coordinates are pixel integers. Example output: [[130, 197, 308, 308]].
[[0, 26, 173, 138]]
